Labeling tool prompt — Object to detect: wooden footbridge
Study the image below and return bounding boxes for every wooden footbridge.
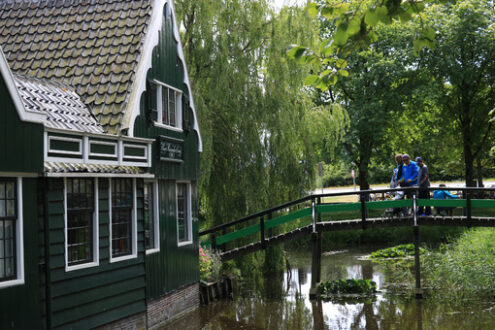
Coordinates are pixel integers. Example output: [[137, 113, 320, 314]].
[[199, 186, 495, 297]]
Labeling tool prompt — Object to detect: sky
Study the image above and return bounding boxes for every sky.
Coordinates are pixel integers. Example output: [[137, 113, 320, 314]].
[[272, 0, 308, 11]]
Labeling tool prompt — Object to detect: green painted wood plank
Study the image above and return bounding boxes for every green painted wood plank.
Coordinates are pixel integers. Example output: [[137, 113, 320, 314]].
[[471, 199, 495, 208], [265, 207, 312, 229], [417, 199, 466, 207], [317, 203, 361, 213], [366, 200, 412, 210], [216, 223, 260, 245]]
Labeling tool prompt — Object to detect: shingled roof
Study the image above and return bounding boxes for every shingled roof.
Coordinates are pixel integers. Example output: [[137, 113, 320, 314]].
[[0, 0, 152, 134]]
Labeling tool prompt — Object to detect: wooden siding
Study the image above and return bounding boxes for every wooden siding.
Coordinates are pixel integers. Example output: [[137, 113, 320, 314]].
[[0, 71, 44, 173], [131, 5, 201, 299], [0, 178, 42, 329], [39, 178, 147, 329], [146, 180, 199, 299]]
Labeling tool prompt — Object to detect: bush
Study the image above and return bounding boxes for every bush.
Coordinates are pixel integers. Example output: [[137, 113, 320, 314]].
[[199, 246, 222, 282]]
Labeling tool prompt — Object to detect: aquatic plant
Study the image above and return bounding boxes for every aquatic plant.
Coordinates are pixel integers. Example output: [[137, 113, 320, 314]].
[[319, 279, 377, 296], [370, 244, 426, 259]]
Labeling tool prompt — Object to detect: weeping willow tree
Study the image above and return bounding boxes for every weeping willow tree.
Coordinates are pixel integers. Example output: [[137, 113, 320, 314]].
[[176, 0, 347, 272]]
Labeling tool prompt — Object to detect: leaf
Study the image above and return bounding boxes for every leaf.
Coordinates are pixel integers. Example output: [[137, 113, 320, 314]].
[[287, 45, 307, 59], [321, 69, 332, 77], [336, 58, 347, 68], [328, 74, 338, 86], [304, 75, 319, 86], [423, 27, 436, 41], [364, 9, 379, 27], [398, 8, 413, 22], [321, 6, 334, 19], [306, 3, 319, 17], [338, 69, 349, 77], [347, 16, 362, 36], [334, 26, 349, 45], [376, 6, 388, 19]]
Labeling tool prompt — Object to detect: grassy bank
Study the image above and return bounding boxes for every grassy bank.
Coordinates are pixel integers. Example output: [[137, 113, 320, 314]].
[[423, 228, 495, 299]]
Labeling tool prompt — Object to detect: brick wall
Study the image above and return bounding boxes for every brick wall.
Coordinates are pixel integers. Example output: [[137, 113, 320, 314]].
[[96, 312, 147, 330], [147, 283, 200, 329]]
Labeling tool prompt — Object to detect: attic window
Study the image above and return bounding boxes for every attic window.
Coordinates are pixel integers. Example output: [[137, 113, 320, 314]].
[[150, 80, 182, 131]]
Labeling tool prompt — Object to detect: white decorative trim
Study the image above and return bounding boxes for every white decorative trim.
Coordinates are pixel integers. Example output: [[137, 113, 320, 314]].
[[125, 0, 203, 152], [0, 48, 46, 125], [0, 178, 25, 289], [45, 127, 154, 144], [123, 143, 148, 160], [89, 140, 118, 158], [145, 180, 160, 255], [176, 181, 193, 247], [109, 178, 138, 263], [48, 135, 83, 156], [64, 178, 100, 272], [153, 122, 183, 133], [0, 172, 38, 178], [46, 172, 154, 178]]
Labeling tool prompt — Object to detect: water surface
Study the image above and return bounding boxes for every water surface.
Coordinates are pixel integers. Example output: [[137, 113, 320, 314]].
[[161, 248, 495, 329]]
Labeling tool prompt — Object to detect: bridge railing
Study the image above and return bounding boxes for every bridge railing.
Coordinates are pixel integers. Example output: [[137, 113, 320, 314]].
[[199, 186, 495, 252]]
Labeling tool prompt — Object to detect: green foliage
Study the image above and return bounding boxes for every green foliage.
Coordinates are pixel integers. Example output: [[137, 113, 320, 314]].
[[370, 244, 426, 259], [424, 228, 495, 299], [199, 246, 222, 282], [319, 278, 377, 297]]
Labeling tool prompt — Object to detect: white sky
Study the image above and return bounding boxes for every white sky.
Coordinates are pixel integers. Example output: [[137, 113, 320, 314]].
[[272, 0, 307, 11]]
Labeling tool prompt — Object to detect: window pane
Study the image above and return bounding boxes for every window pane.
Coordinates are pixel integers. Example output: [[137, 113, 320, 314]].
[[169, 90, 176, 127], [177, 183, 189, 243], [67, 178, 94, 266], [162, 87, 169, 125], [6, 200, 15, 217], [112, 179, 133, 257], [0, 200, 5, 217], [0, 183, 4, 199], [6, 182, 14, 199]]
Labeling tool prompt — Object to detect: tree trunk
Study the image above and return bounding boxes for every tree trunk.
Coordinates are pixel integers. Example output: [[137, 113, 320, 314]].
[[476, 158, 484, 187], [358, 165, 369, 191], [464, 143, 475, 187]]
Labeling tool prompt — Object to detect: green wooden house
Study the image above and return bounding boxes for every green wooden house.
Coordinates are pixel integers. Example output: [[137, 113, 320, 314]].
[[0, 0, 201, 328]]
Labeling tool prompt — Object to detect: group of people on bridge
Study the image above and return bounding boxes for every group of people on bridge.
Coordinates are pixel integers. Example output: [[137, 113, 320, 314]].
[[390, 154, 458, 216]]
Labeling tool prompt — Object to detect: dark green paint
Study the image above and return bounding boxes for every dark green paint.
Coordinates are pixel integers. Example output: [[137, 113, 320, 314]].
[[131, 6, 200, 300], [0, 179, 42, 329], [49, 139, 80, 153], [40, 178, 146, 329], [0, 72, 44, 173], [90, 143, 116, 155]]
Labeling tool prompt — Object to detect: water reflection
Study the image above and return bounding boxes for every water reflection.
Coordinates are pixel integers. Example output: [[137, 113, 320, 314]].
[[160, 249, 495, 330]]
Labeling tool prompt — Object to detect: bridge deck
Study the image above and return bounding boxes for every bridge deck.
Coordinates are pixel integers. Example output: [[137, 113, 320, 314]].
[[219, 215, 495, 261]]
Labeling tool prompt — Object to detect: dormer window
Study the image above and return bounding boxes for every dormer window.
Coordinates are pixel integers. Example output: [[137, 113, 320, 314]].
[[149, 80, 182, 131]]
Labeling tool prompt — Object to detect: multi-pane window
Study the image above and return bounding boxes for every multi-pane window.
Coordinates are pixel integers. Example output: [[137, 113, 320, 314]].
[[177, 183, 191, 244], [151, 80, 182, 129], [111, 179, 133, 258], [144, 182, 158, 251], [0, 179, 16, 281], [66, 178, 95, 266]]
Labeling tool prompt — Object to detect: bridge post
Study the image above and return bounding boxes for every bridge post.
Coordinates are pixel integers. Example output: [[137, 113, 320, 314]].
[[466, 189, 472, 228], [260, 215, 266, 249], [413, 194, 422, 299], [360, 192, 367, 230]]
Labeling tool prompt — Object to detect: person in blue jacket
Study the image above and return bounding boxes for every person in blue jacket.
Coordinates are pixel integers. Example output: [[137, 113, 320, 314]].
[[433, 184, 459, 216], [398, 154, 419, 187]]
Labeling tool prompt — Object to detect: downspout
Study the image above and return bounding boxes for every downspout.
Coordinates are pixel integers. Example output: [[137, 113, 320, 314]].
[[42, 177, 52, 329]]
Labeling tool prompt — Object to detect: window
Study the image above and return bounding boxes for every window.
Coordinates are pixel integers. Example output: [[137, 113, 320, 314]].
[[110, 178, 136, 261], [65, 178, 98, 270], [151, 80, 182, 130], [0, 178, 23, 288], [177, 182, 192, 245], [144, 181, 159, 253]]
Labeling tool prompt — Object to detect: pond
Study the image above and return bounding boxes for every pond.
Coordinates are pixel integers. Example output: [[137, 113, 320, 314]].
[[160, 248, 495, 329]]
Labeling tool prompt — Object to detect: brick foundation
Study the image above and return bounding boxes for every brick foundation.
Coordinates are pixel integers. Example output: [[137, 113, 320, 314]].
[[147, 283, 200, 329], [96, 312, 147, 330]]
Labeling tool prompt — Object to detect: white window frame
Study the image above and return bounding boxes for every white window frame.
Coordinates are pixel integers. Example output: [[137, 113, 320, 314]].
[[153, 80, 183, 132], [176, 181, 192, 247], [64, 178, 99, 272], [145, 180, 160, 255], [0, 177, 24, 289], [109, 178, 138, 263]]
